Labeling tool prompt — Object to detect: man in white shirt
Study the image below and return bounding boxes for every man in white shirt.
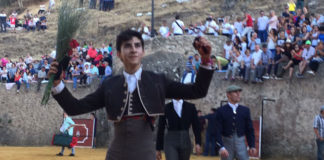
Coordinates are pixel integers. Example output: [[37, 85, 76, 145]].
[[159, 20, 170, 38], [257, 10, 269, 43], [172, 15, 185, 35], [297, 40, 315, 77], [205, 16, 219, 36], [0, 10, 7, 32], [251, 45, 263, 83]]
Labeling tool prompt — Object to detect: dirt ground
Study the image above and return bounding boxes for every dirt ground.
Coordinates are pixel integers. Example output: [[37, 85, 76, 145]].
[[0, 146, 220, 160]]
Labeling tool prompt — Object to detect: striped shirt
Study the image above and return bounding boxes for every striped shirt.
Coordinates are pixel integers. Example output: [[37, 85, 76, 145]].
[[314, 115, 324, 138]]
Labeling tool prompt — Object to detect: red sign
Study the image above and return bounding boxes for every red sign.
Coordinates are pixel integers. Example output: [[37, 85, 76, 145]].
[[247, 117, 262, 159], [72, 119, 95, 148]]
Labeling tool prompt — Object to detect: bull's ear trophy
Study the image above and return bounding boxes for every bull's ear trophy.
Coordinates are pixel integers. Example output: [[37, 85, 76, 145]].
[[41, 1, 87, 105]]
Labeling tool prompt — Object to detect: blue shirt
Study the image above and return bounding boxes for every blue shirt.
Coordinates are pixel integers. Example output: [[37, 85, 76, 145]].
[[61, 117, 75, 136], [105, 66, 112, 76], [90, 66, 99, 76]]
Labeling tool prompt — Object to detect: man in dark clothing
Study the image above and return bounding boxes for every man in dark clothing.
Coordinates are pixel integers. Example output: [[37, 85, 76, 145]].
[[156, 99, 201, 160], [48, 30, 214, 160], [201, 108, 218, 156], [0, 10, 7, 32], [216, 85, 256, 160]]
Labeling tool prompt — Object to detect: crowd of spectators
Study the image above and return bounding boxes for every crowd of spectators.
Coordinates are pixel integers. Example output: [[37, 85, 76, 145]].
[[0, 41, 114, 93], [141, 1, 324, 83], [0, 8, 49, 33]]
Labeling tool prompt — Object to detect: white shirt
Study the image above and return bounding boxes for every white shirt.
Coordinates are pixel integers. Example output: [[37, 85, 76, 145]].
[[224, 44, 233, 60], [252, 49, 262, 66], [159, 26, 170, 38], [52, 67, 143, 95], [268, 16, 278, 30], [257, 16, 269, 30], [228, 102, 239, 114], [172, 99, 183, 117], [234, 21, 244, 34], [123, 67, 142, 93], [172, 20, 184, 35], [302, 46, 315, 60], [205, 20, 219, 34]]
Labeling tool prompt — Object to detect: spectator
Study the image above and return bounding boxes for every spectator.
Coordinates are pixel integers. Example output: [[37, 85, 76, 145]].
[[72, 65, 80, 91], [48, 0, 55, 13], [171, 15, 185, 36], [8, 63, 17, 82], [1, 66, 8, 82], [193, 54, 201, 72], [268, 10, 279, 32], [38, 4, 46, 14], [248, 33, 261, 52], [257, 10, 269, 43], [282, 44, 303, 79], [241, 12, 254, 42], [138, 22, 151, 40], [159, 20, 170, 38], [277, 30, 287, 47], [225, 47, 242, 81], [211, 55, 228, 71], [87, 46, 98, 61], [261, 44, 272, 79], [234, 17, 244, 35], [22, 68, 31, 90], [0, 10, 7, 33], [181, 56, 195, 83], [97, 61, 105, 78], [242, 48, 252, 83], [1, 55, 9, 67], [311, 25, 320, 47], [297, 40, 315, 77], [14, 69, 23, 93], [251, 44, 263, 83], [88, 64, 99, 84], [282, 6, 291, 18], [103, 61, 112, 80], [9, 13, 16, 33], [205, 16, 219, 36], [288, 0, 296, 15], [231, 29, 241, 43], [308, 41, 324, 75], [25, 54, 33, 65], [221, 17, 233, 38], [277, 39, 293, 77], [94, 51, 104, 65], [107, 0, 114, 11], [89, 0, 97, 9], [223, 40, 233, 61], [37, 66, 47, 91], [200, 108, 217, 156]]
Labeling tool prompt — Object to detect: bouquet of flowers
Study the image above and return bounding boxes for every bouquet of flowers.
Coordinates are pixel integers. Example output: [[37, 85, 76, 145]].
[[41, 1, 87, 105]]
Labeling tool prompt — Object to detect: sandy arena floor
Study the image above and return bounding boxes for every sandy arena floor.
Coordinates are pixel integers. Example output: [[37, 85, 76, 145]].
[[0, 146, 220, 160]]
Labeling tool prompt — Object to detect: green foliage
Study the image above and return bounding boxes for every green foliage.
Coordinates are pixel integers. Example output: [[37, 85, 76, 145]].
[[8, 119, 12, 124], [41, 1, 87, 105]]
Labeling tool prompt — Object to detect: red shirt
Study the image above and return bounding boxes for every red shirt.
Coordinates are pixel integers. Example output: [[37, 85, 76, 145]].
[[246, 14, 253, 27], [10, 17, 16, 25], [94, 54, 103, 61], [87, 48, 98, 59]]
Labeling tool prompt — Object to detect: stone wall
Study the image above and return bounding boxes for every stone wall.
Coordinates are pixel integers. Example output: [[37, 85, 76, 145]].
[[0, 35, 323, 159]]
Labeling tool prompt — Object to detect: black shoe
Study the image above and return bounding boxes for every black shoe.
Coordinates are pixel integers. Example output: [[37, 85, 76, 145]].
[[56, 153, 63, 156], [69, 153, 75, 156]]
